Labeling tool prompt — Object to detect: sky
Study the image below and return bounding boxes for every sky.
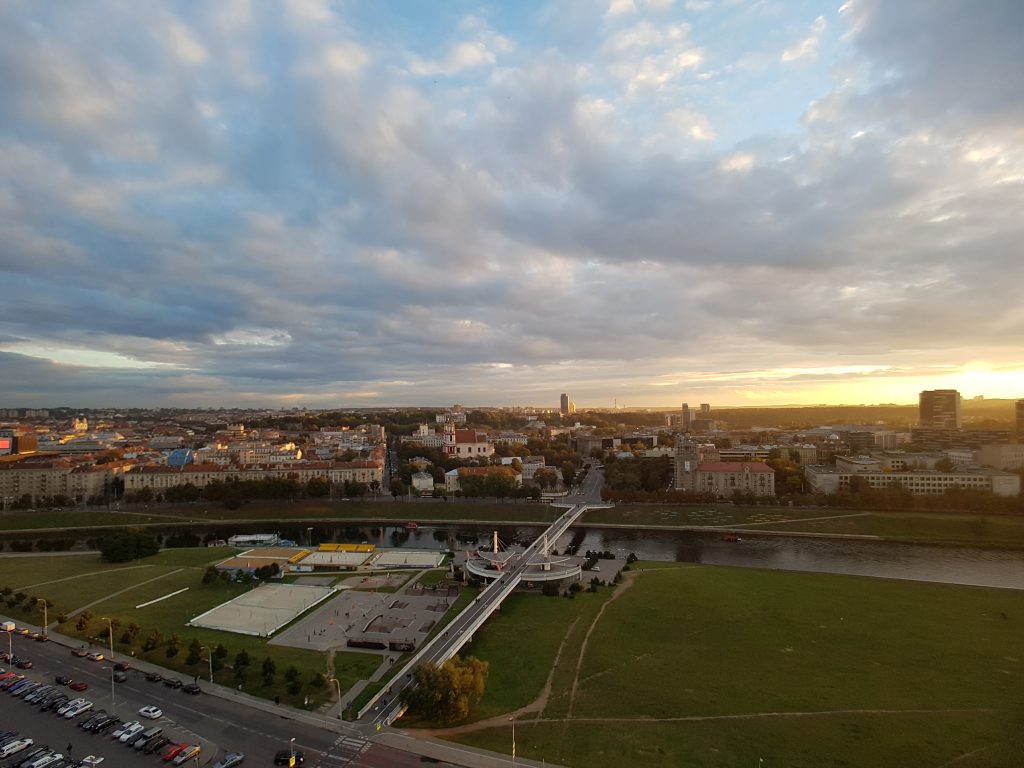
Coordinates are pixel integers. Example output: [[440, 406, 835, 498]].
[[0, 0, 1022, 410]]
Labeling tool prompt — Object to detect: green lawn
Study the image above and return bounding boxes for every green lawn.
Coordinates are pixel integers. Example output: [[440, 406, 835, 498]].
[[0, 548, 341, 709], [756, 511, 1024, 548], [448, 562, 1024, 768]]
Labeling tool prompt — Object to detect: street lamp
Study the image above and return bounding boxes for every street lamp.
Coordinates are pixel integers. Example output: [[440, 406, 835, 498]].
[[100, 617, 114, 659], [307, 527, 313, 548], [200, 646, 213, 684], [510, 717, 516, 764], [36, 599, 48, 637], [103, 665, 116, 716], [289, 737, 295, 764], [327, 677, 342, 721]]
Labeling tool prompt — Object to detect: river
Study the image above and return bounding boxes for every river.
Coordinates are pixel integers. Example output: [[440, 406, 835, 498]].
[[328, 523, 1024, 591]]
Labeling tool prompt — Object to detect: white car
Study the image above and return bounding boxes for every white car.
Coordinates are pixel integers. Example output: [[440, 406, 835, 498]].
[[64, 700, 93, 718], [119, 722, 146, 743], [57, 697, 86, 715], [0, 739, 33, 758], [112, 720, 140, 739], [138, 705, 163, 719], [26, 752, 64, 768]]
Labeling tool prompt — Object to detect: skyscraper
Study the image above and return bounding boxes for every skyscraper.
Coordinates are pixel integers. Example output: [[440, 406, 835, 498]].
[[681, 403, 692, 431], [919, 389, 962, 429], [1016, 399, 1024, 441], [559, 393, 575, 415]]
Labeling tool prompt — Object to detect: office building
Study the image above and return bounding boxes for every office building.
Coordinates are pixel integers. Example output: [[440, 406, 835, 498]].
[[919, 389, 961, 429], [559, 393, 575, 415], [1017, 399, 1024, 440]]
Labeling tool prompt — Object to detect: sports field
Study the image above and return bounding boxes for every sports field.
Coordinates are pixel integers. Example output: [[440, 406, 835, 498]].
[[189, 582, 336, 636], [445, 562, 1024, 768]]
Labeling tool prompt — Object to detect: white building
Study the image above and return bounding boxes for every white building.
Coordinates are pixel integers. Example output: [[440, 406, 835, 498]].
[[804, 464, 1020, 497]]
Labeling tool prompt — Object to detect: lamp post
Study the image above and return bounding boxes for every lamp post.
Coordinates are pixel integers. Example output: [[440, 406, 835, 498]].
[[103, 665, 116, 716], [307, 527, 313, 548], [289, 737, 295, 765], [100, 616, 114, 659], [36, 599, 48, 637], [328, 677, 342, 722], [510, 717, 516, 764], [200, 646, 213, 683]]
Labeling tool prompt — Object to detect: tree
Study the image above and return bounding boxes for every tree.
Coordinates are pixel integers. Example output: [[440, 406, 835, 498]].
[[202, 565, 220, 585], [390, 478, 408, 499], [262, 657, 277, 685], [99, 532, 159, 563], [533, 468, 558, 490], [402, 656, 489, 724], [284, 665, 302, 695], [186, 639, 203, 666], [306, 477, 331, 498]]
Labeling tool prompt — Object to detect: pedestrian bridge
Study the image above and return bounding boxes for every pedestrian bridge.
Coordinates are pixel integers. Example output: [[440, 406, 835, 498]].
[[358, 500, 608, 725]]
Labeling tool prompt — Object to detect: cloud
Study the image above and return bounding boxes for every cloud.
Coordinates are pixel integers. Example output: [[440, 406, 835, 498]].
[[0, 0, 1021, 407], [781, 16, 826, 63]]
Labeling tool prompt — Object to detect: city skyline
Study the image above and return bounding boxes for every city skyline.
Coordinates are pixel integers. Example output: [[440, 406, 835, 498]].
[[1, 1, 1022, 408]]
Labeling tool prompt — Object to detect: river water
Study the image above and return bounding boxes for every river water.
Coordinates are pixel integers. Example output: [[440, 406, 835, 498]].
[[327, 523, 1024, 592]]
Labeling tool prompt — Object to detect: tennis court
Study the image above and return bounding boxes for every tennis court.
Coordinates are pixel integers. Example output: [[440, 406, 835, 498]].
[[188, 582, 336, 637]]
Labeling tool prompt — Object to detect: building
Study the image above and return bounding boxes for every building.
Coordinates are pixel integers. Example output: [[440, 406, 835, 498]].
[[910, 427, 1010, 450], [681, 403, 692, 432], [674, 440, 775, 496], [804, 464, 1020, 497], [919, 389, 961, 429], [410, 471, 435, 495], [444, 466, 522, 493], [441, 420, 495, 458], [975, 443, 1024, 471], [0, 459, 120, 504], [696, 462, 775, 497], [560, 393, 576, 416], [1017, 399, 1024, 440], [124, 460, 383, 494], [845, 432, 876, 453]]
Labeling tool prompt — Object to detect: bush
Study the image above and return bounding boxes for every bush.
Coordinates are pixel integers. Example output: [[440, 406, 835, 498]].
[[99, 532, 159, 563]]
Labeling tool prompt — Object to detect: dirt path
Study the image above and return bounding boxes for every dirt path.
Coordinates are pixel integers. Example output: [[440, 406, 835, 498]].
[[18, 563, 155, 590], [566, 572, 636, 718], [533, 707, 1001, 724], [418, 613, 585, 737], [937, 745, 992, 767]]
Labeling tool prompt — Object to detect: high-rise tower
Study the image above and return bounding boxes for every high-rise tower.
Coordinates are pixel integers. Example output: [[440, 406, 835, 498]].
[[919, 389, 961, 429]]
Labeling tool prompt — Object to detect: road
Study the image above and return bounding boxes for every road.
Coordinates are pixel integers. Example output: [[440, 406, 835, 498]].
[[0, 631, 424, 767], [361, 466, 606, 731]]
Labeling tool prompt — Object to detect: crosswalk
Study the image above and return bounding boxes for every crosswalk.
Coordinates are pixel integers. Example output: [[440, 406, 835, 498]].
[[312, 734, 372, 767]]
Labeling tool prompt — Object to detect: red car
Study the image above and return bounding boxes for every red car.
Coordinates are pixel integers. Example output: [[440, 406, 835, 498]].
[[69, 680, 89, 691], [163, 743, 189, 762], [71, 648, 89, 658]]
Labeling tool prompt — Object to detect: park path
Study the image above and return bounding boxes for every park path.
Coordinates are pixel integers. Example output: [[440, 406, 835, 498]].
[[65, 567, 185, 618], [721, 511, 871, 529], [18, 563, 154, 591]]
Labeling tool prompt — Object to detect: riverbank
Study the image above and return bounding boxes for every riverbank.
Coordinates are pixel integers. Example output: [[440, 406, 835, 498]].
[[2, 500, 1023, 550]]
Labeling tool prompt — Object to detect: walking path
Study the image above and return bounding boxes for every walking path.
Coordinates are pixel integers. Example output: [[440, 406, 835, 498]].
[[65, 568, 185, 618]]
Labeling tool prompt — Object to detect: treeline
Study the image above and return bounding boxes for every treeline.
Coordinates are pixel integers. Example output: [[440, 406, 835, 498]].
[[124, 476, 374, 508], [603, 455, 673, 492]]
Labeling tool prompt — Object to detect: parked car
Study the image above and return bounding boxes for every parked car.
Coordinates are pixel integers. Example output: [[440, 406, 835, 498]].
[[212, 752, 245, 768], [63, 699, 93, 719], [133, 727, 163, 750], [40, 694, 68, 712], [182, 683, 201, 695], [11, 745, 48, 765], [118, 722, 146, 743], [86, 652, 104, 662], [144, 735, 171, 755], [145, 671, 164, 683], [111, 721, 139, 739], [162, 743, 189, 761], [0, 738, 33, 758], [54, 675, 71, 686], [173, 745, 201, 765], [93, 716, 121, 734], [71, 648, 89, 658], [14, 658, 33, 669], [68, 681, 88, 692], [162, 678, 183, 689], [113, 662, 131, 672], [12, 681, 41, 698], [138, 705, 163, 719]]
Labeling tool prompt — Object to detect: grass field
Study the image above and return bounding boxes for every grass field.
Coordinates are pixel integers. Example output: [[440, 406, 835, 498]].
[[0, 548, 400, 710], [445, 562, 1024, 768]]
